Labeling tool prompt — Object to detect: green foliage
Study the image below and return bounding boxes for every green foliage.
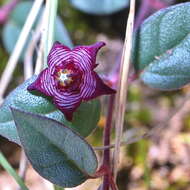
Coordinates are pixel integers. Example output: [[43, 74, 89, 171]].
[[69, 0, 129, 15], [2, 1, 73, 61], [0, 76, 101, 144], [11, 108, 98, 187], [70, 100, 100, 137], [133, 3, 190, 90]]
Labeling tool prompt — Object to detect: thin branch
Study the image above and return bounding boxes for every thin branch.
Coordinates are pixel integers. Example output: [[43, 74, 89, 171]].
[[34, 9, 47, 74], [43, 0, 58, 68], [112, 0, 136, 180], [24, 19, 42, 79], [94, 137, 144, 151], [0, 0, 43, 99], [102, 95, 115, 190], [18, 150, 28, 181]]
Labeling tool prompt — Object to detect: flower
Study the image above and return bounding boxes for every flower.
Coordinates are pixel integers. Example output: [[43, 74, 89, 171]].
[[27, 41, 116, 121]]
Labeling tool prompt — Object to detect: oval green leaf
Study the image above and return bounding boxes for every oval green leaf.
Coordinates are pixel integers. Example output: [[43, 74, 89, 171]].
[[71, 100, 100, 137], [69, 0, 129, 15], [133, 3, 190, 90], [11, 108, 98, 187], [0, 76, 101, 144], [2, 1, 73, 60]]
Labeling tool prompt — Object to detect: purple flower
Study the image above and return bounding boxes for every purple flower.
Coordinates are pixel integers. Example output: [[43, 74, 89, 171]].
[[27, 41, 116, 121]]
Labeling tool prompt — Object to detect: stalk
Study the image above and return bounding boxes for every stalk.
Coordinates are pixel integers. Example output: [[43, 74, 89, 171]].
[[102, 95, 115, 190], [43, 0, 58, 68], [112, 0, 136, 180]]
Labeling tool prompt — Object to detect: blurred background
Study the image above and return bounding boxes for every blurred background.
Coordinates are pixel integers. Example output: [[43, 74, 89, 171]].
[[1, 0, 190, 189]]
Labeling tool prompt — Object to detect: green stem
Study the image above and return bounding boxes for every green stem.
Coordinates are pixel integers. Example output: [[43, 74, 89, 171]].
[[44, 0, 58, 68], [0, 152, 29, 190]]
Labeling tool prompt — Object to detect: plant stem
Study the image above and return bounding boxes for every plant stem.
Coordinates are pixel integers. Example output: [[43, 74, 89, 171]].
[[34, 9, 47, 74], [24, 16, 42, 79], [0, 0, 43, 100], [134, 0, 149, 31], [0, 152, 29, 190], [43, 0, 58, 68], [134, 0, 168, 31], [102, 94, 115, 190], [112, 0, 136, 180], [18, 150, 28, 181]]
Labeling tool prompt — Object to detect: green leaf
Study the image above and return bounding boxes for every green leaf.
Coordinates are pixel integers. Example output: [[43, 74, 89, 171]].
[[70, 100, 100, 137], [69, 0, 129, 15], [133, 3, 190, 90], [0, 76, 100, 144], [11, 108, 98, 187], [2, 1, 73, 61]]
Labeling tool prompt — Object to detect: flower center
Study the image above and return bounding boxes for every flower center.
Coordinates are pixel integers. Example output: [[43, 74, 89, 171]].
[[56, 69, 73, 87]]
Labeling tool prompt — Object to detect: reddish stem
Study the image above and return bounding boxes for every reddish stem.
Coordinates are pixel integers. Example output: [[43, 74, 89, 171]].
[[149, 0, 167, 9], [134, 0, 168, 31], [102, 94, 115, 190], [134, 0, 149, 31]]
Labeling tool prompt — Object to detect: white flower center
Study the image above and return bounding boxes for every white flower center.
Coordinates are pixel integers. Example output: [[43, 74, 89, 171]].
[[59, 73, 69, 82], [56, 69, 73, 87]]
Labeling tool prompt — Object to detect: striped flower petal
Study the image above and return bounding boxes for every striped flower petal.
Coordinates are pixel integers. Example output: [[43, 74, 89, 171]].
[[53, 93, 82, 121], [28, 41, 116, 121], [27, 68, 55, 97]]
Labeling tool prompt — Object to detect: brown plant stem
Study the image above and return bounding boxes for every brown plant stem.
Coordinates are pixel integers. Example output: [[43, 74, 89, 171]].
[[112, 0, 135, 180], [102, 94, 115, 190]]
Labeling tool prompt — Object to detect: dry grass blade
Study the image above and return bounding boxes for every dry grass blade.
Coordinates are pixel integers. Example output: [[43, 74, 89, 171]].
[[34, 8, 48, 74], [24, 18, 43, 79], [112, 0, 136, 179]]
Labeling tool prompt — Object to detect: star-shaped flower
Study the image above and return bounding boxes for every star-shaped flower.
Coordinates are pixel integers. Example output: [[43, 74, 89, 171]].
[[27, 41, 116, 121]]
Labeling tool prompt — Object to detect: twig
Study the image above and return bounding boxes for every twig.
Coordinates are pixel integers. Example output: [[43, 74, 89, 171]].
[[102, 95, 115, 190], [112, 0, 136, 180], [43, 0, 58, 68], [18, 150, 28, 181], [34, 2, 53, 74], [34, 9, 47, 74], [24, 19, 42, 79], [94, 137, 144, 151], [0, 0, 43, 99]]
